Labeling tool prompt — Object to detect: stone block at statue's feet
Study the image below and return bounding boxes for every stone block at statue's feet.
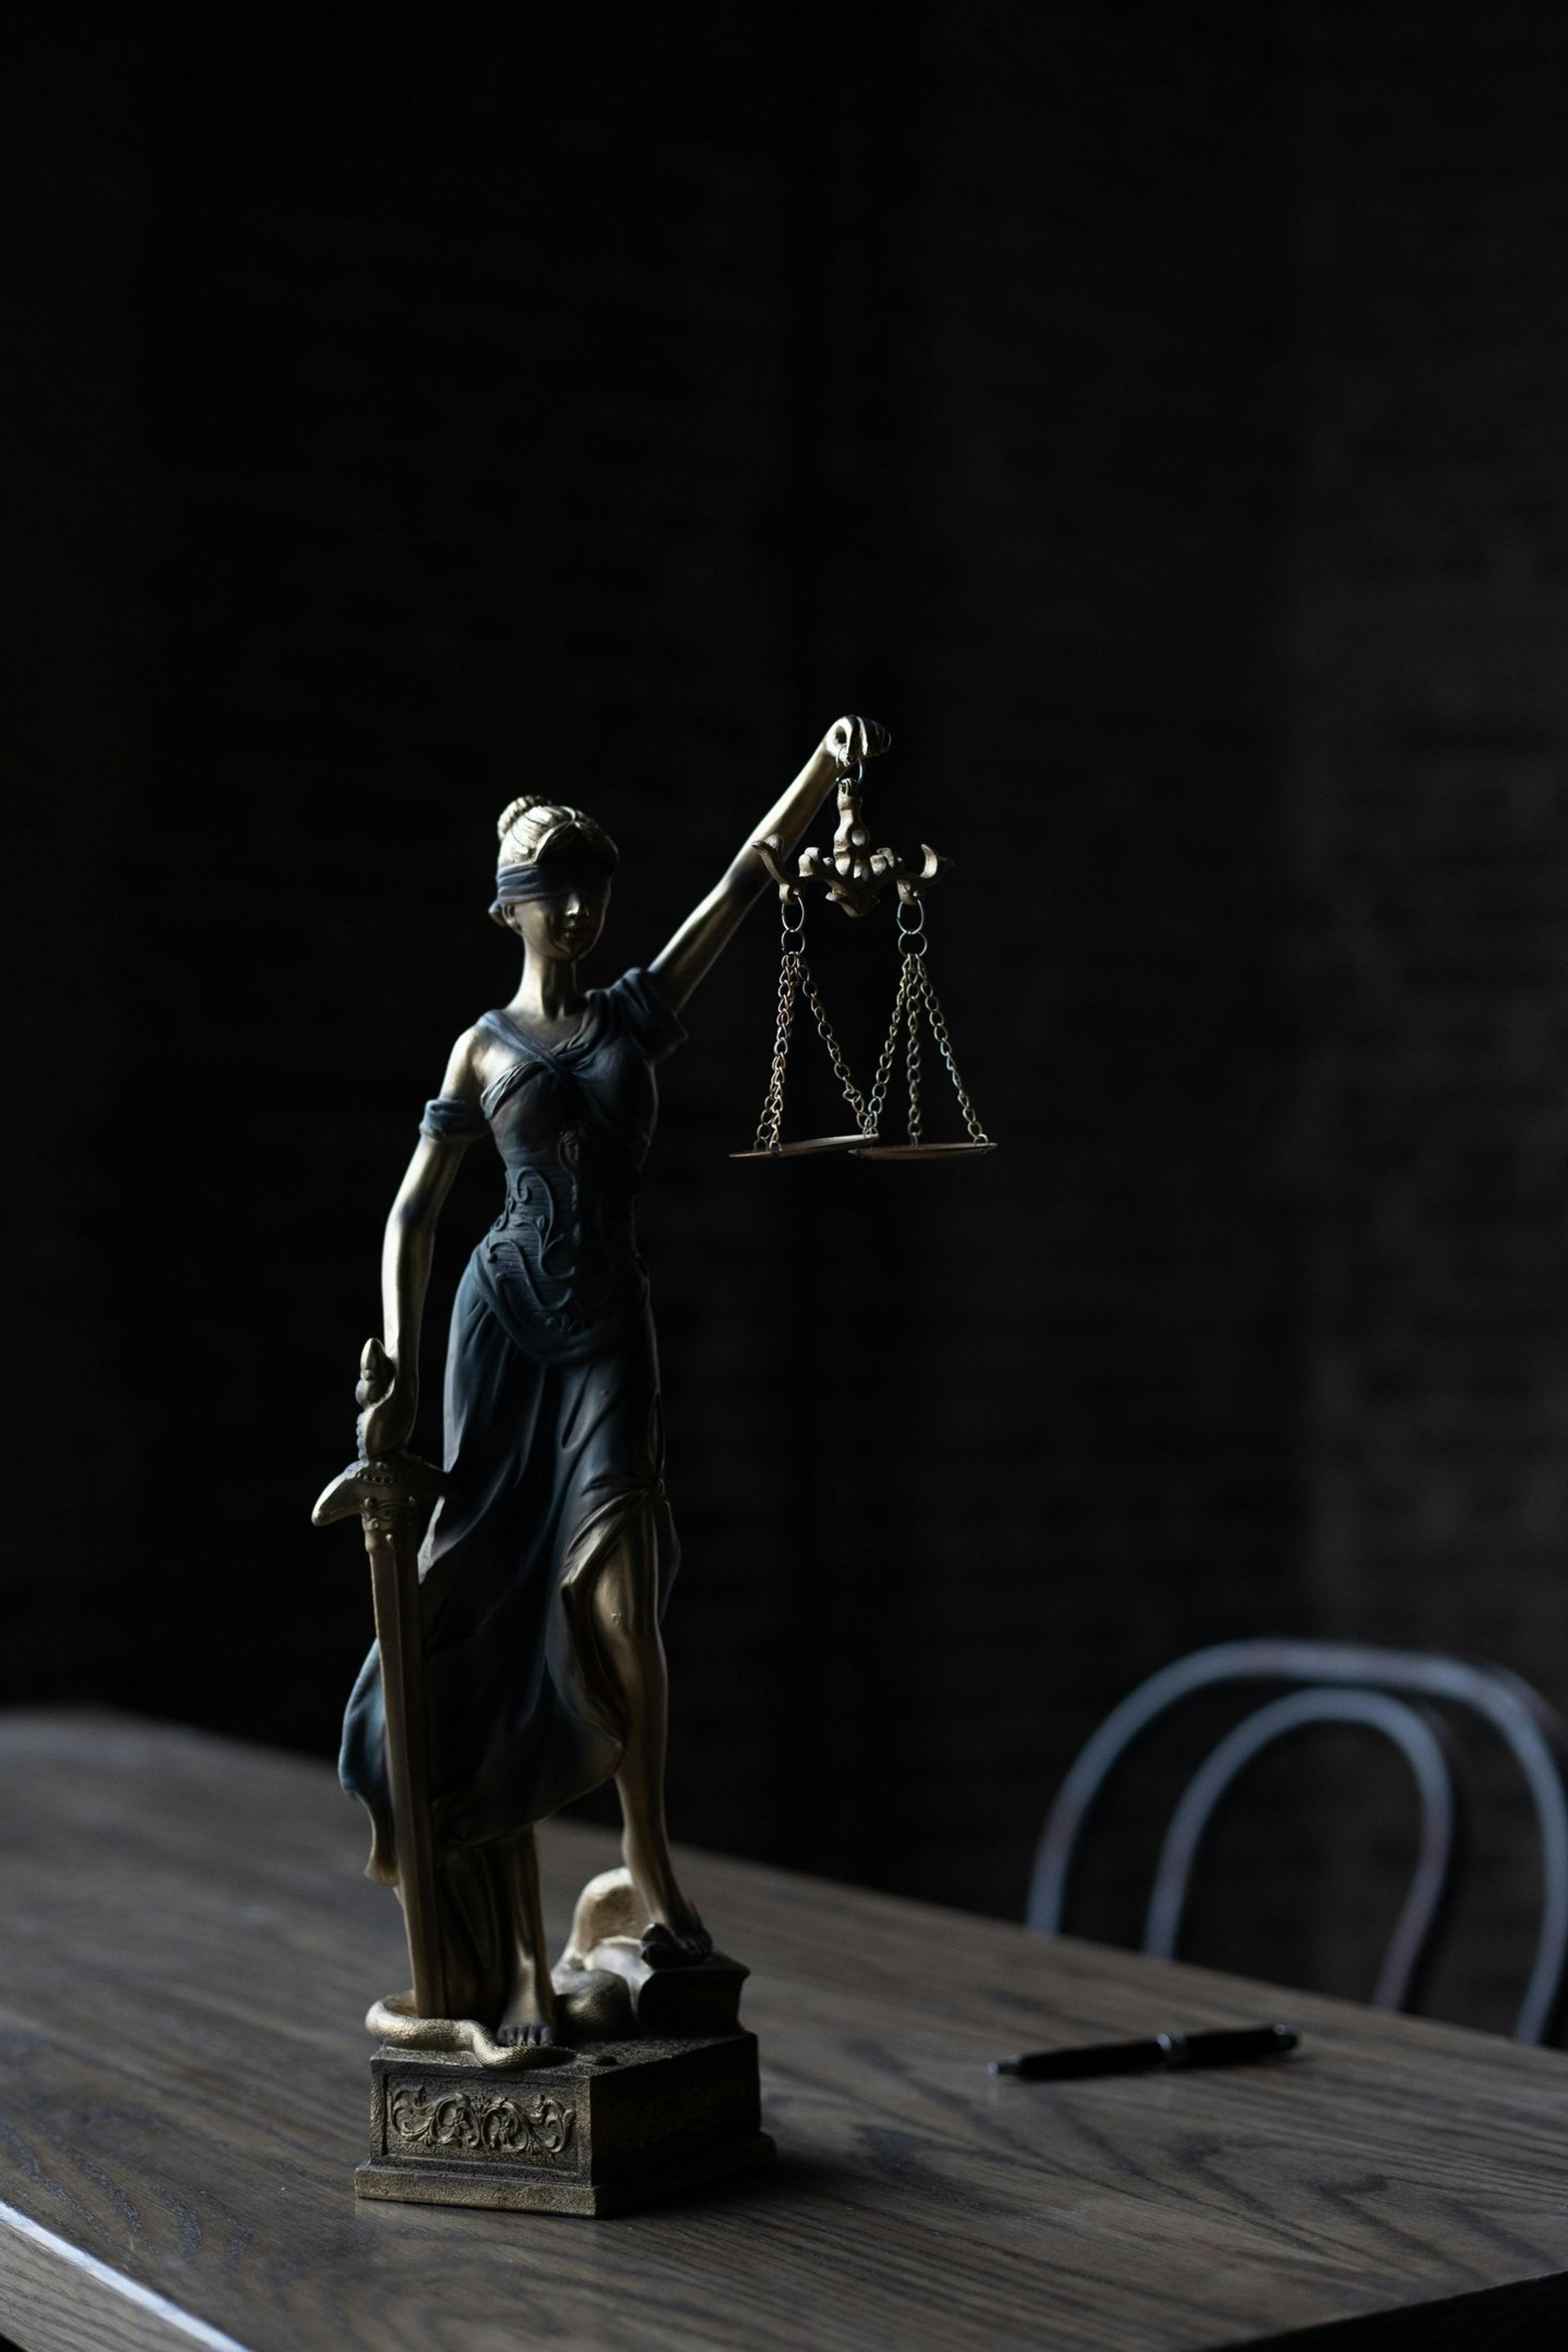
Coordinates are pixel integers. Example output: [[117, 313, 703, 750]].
[[356, 2029, 773, 2216]]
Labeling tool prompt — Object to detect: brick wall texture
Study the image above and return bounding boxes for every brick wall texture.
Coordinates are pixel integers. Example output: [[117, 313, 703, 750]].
[[7, 4, 1568, 2032]]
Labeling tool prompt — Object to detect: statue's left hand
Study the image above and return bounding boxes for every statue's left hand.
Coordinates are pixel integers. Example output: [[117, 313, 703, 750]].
[[823, 715, 890, 769], [355, 1337, 416, 1459]]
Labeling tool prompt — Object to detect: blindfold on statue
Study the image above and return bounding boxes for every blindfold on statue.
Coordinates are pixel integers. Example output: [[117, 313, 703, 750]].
[[492, 858, 612, 907]]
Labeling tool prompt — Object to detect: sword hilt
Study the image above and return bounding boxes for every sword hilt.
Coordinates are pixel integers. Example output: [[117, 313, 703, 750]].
[[311, 1449, 444, 1533]]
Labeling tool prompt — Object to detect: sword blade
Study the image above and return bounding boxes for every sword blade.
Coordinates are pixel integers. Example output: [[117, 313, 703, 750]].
[[314, 1448, 447, 2019], [363, 1499, 447, 2020]]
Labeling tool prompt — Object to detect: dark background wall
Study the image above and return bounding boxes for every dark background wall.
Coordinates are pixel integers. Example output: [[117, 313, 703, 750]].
[[7, 3, 1567, 2033]]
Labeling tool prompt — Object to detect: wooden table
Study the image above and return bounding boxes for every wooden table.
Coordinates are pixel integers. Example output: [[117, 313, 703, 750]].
[[4, 1716, 1568, 2350]]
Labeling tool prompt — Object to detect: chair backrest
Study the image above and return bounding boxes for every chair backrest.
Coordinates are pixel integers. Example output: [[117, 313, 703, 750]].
[[1026, 1639, 1568, 2042]]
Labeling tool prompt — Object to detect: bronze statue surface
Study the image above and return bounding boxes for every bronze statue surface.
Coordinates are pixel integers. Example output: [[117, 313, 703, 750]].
[[314, 716, 890, 2207]]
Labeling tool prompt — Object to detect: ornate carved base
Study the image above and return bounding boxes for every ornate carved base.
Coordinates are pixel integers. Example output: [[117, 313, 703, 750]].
[[356, 2029, 773, 2216]]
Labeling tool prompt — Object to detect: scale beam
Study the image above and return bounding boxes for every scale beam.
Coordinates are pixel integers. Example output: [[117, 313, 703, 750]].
[[754, 759, 951, 918]]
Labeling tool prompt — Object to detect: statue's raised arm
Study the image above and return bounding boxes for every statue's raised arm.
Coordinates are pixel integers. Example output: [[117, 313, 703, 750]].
[[649, 715, 889, 1009]]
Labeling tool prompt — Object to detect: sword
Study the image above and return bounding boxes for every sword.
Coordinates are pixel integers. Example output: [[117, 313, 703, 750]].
[[313, 1338, 448, 2020]]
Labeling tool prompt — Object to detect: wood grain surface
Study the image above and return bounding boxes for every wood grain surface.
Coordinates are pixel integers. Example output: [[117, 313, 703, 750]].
[[3, 1713, 1568, 2351]]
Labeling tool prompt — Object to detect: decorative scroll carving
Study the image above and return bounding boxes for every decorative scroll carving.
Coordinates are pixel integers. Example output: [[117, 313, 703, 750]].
[[388, 2080, 577, 2164]]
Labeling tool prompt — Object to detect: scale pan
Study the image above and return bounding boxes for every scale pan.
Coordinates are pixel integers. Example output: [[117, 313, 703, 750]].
[[730, 1134, 869, 1160], [850, 1141, 997, 1161]]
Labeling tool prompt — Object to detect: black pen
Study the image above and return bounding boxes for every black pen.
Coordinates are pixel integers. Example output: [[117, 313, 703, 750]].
[[990, 2024, 1299, 2081]]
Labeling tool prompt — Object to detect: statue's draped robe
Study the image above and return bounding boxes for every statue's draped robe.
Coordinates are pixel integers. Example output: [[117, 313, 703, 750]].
[[340, 968, 685, 2018]]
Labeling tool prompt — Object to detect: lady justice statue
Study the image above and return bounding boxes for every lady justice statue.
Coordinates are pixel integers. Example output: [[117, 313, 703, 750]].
[[317, 715, 887, 2211]]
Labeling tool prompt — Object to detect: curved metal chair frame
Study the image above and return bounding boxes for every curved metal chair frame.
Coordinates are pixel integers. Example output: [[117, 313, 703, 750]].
[[1027, 1639, 1568, 2043]]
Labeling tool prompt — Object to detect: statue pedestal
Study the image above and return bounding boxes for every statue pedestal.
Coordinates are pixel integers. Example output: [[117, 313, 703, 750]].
[[357, 2029, 773, 2216]]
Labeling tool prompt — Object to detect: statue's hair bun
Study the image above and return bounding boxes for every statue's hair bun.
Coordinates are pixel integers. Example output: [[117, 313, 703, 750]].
[[493, 795, 618, 884], [497, 794, 550, 842]]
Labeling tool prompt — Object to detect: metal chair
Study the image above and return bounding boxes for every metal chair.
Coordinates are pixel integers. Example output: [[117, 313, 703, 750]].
[[1027, 1639, 1568, 2043]]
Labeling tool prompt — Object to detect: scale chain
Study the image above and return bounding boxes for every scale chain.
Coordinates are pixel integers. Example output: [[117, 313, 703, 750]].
[[799, 967, 872, 1134], [906, 977, 923, 1147], [914, 956, 991, 1147], [753, 923, 874, 1149], [753, 944, 804, 1152], [867, 952, 918, 1135]]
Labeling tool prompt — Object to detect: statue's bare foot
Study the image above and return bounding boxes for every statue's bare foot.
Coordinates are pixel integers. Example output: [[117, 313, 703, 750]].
[[639, 1913, 714, 1970], [497, 2019, 559, 2048], [621, 1832, 714, 1962]]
